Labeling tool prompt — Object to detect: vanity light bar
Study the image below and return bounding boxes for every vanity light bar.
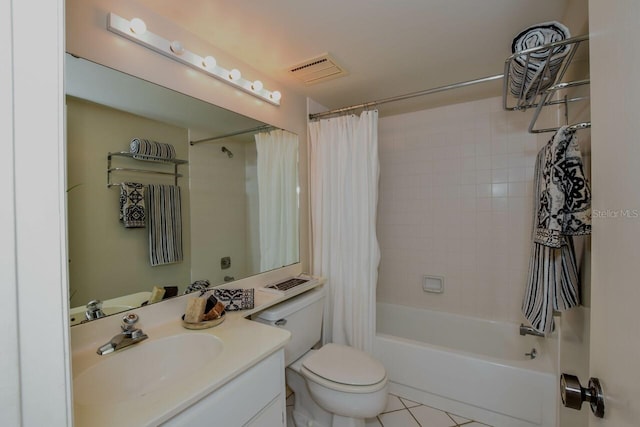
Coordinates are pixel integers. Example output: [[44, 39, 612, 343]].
[[107, 13, 281, 106]]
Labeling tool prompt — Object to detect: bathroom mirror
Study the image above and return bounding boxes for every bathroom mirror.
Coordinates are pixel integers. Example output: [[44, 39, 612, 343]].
[[65, 54, 300, 324]]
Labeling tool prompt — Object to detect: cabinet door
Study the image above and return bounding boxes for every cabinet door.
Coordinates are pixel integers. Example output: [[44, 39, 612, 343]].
[[161, 350, 285, 426], [244, 395, 285, 427]]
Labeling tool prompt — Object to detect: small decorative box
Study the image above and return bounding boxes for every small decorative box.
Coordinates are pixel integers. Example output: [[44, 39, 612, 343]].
[[213, 288, 255, 311]]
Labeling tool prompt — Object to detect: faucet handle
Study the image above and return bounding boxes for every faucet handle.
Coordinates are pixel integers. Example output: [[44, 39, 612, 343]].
[[121, 313, 140, 331], [85, 300, 105, 321], [87, 299, 103, 310]]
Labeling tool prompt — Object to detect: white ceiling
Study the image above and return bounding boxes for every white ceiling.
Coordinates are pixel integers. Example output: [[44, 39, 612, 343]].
[[136, 0, 578, 116]]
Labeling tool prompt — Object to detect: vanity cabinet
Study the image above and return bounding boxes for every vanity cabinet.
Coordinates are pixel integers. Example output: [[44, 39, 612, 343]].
[[160, 349, 286, 426]]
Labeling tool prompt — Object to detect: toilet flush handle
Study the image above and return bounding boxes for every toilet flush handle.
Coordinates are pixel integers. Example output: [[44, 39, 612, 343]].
[[275, 319, 287, 326]]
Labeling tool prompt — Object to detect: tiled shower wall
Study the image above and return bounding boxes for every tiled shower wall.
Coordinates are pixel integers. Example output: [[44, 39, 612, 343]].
[[376, 96, 551, 324]]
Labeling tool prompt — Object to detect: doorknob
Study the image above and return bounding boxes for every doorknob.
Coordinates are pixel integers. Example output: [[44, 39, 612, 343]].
[[560, 373, 605, 418]]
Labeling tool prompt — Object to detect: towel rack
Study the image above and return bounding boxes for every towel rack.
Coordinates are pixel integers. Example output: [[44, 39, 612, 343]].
[[107, 152, 188, 188], [503, 34, 591, 133]]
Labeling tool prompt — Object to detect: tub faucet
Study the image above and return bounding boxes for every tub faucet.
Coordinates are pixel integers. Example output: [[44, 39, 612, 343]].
[[97, 313, 148, 355], [519, 323, 545, 337], [85, 299, 105, 321]]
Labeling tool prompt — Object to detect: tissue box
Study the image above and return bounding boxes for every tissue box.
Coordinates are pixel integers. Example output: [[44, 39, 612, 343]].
[[213, 288, 254, 311]]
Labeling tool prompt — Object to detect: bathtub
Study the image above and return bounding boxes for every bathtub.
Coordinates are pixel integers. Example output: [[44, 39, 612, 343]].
[[374, 303, 557, 427]]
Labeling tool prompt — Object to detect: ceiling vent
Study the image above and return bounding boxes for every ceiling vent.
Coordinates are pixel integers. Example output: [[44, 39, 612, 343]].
[[288, 53, 348, 85]]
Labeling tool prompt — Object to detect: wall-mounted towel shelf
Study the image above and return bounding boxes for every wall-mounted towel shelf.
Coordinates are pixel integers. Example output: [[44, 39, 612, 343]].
[[107, 151, 188, 188], [503, 34, 591, 133]]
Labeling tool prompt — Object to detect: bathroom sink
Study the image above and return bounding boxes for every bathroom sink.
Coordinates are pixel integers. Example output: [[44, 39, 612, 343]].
[[73, 333, 223, 404]]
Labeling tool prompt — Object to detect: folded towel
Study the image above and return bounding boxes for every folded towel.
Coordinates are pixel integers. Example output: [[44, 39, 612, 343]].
[[147, 184, 183, 266], [213, 288, 255, 311], [522, 126, 591, 334], [510, 21, 571, 100], [119, 182, 146, 228], [130, 138, 176, 160]]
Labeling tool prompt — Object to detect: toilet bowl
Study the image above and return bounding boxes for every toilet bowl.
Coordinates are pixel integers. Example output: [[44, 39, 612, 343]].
[[287, 344, 388, 427], [255, 287, 389, 427]]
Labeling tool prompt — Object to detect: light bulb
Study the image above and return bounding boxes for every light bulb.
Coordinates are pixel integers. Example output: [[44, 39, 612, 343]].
[[251, 80, 264, 92], [270, 91, 282, 102], [229, 69, 241, 81], [202, 56, 217, 69], [170, 40, 184, 55], [129, 18, 147, 35]]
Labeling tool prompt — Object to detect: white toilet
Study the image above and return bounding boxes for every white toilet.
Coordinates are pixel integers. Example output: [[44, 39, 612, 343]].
[[255, 287, 388, 427]]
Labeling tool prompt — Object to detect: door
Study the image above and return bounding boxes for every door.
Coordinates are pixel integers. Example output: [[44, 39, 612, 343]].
[[573, 1, 640, 426]]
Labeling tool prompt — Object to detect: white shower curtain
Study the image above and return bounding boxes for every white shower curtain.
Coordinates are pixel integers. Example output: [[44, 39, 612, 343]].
[[308, 110, 380, 353], [255, 129, 299, 271]]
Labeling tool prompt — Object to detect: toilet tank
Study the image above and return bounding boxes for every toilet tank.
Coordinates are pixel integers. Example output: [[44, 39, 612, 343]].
[[255, 287, 325, 366]]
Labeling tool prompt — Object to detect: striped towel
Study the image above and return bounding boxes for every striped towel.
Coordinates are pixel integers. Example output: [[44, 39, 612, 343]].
[[130, 138, 176, 160], [147, 184, 183, 266], [119, 182, 146, 228], [510, 21, 571, 101], [522, 126, 591, 334]]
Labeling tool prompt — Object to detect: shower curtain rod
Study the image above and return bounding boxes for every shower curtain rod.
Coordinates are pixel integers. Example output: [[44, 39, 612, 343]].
[[308, 74, 504, 120], [190, 124, 274, 145]]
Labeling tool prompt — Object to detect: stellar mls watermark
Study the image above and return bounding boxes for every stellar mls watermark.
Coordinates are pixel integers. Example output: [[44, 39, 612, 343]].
[[592, 209, 640, 219]]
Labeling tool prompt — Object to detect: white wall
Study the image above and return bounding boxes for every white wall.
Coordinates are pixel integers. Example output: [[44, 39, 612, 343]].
[[66, 98, 192, 306], [1, 0, 21, 424], [377, 96, 558, 324], [190, 137, 256, 284], [5, 0, 72, 425], [589, 1, 640, 425]]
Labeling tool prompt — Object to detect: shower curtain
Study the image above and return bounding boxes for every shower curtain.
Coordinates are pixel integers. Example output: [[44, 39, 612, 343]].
[[255, 129, 299, 271], [308, 110, 380, 353]]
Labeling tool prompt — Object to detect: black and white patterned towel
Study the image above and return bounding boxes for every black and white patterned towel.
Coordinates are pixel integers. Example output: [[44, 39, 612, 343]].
[[522, 126, 591, 334], [213, 288, 255, 311], [147, 184, 183, 266], [119, 182, 146, 228], [184, 280, 211, 294], [130, 138, 176, 161], [510, 21, 571, 100], [533, 126, 591, 247]]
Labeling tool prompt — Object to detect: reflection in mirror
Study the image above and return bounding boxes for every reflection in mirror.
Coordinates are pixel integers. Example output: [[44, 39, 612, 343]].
[[65, 54, 299, 325]]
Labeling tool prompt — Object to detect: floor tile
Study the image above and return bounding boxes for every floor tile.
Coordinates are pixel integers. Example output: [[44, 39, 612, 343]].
[[448, 413, 472, 424], [399, 396, 422, 408], [378, 409, 421, 427], [382, 394, 406, 413], [409, 404, 457, 427], [365, 417, 383, 427], [462, 423, 492, 427]]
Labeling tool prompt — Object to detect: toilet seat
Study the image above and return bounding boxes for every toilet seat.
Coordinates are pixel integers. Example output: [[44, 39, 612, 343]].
[[300, 343, 388, 394], [300, 365, 387, 394]]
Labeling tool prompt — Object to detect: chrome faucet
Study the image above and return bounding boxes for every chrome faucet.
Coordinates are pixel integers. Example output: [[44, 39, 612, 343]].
[[85, 299, 105, 321], [97, 313, 148, 355], [519, 323, 545, 337]]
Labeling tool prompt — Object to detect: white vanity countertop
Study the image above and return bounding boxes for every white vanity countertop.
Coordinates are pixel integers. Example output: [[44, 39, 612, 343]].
[[71, 276, 325, 427]]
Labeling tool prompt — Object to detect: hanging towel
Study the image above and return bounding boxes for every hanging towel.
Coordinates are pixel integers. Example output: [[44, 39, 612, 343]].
[[119, 182, 146, 228], [510, 21, 571, 100], [130, 138, 176, 160], [522, 126, 591, 334], [147, 184, 183, 266]]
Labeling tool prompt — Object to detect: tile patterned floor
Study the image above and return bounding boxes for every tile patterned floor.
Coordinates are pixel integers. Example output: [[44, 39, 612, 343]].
[[286, 389, 493, 427]]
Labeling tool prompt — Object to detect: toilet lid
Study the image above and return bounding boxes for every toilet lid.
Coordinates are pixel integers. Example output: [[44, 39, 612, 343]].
[[301, 343, 386, 386]]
